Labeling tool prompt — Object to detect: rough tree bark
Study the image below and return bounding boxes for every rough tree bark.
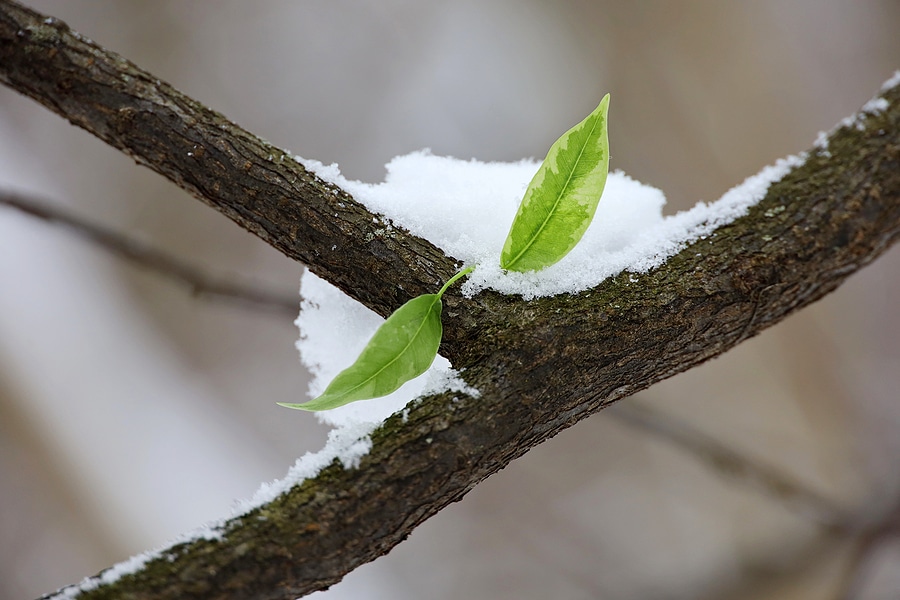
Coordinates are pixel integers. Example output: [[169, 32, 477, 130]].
[[1, 2, 898, 599]]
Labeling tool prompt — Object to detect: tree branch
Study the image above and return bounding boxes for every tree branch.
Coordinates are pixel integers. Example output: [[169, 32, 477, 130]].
[[0, 0, 457, 320], [0, 190, 299, 316], [1, 2, 898, 599]]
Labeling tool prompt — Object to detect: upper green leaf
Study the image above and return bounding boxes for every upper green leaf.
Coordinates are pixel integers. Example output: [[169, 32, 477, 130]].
[[279, 293, 444, 411], [500, 94, 610, 272]]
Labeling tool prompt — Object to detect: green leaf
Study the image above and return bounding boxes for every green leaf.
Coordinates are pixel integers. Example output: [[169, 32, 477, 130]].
[[279, 294, 442, 411], [279, 267, 473, 412], [500, 94, 610, 272]]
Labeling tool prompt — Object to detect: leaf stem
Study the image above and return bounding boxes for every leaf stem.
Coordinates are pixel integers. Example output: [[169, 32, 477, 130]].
[[437, 266, 474, 298]]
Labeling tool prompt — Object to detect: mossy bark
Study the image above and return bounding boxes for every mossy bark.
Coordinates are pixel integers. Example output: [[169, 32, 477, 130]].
[[1, 2, 898, 599]]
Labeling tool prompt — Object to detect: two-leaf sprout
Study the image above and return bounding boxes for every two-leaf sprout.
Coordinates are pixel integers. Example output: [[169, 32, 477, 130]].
[[280, 94, 610, 412]]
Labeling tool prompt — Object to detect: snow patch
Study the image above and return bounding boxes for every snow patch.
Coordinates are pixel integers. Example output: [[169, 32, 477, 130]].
[[302, 150, 804, 299], [48, 523, 222, 599], [235, 419, 376, 512]]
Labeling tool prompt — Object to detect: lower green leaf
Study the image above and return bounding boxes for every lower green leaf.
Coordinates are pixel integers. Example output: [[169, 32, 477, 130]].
[[279, 293, 444, 412]]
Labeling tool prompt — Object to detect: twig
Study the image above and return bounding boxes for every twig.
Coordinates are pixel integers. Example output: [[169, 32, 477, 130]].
[[608, 401, 855, 534], [610, 402, 900, 597], [0, 190, 299, 316], [834, 498, 900, 600]]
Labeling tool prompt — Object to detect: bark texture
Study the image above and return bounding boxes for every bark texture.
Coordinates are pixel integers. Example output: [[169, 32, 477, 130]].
[[1, 2, 898, 599]]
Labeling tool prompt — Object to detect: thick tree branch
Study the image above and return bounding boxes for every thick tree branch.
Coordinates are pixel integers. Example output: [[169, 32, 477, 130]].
[[1, 2, 898, 599], [0, 0, 457, 320], [0, 190, 299, 316]]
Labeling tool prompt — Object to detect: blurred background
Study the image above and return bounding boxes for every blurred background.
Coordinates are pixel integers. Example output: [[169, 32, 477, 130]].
[[1, 1, 898, 598]]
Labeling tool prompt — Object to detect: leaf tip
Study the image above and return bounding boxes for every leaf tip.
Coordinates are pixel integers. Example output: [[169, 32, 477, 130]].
[[597, 92, 610, 113], [277, 401, 316, 412]]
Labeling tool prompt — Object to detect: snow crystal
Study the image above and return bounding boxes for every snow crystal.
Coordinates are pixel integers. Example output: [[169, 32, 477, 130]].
[[838, 95, 890, 132], [861, 96, 889, 115]]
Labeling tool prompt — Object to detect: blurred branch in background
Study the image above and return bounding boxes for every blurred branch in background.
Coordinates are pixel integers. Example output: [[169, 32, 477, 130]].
[[611, 402, 900, 599], [610, 401, 900, 599], [609, 401, 854, 534], [0, 191, 299, 317], [835, 499, 900, 600]]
